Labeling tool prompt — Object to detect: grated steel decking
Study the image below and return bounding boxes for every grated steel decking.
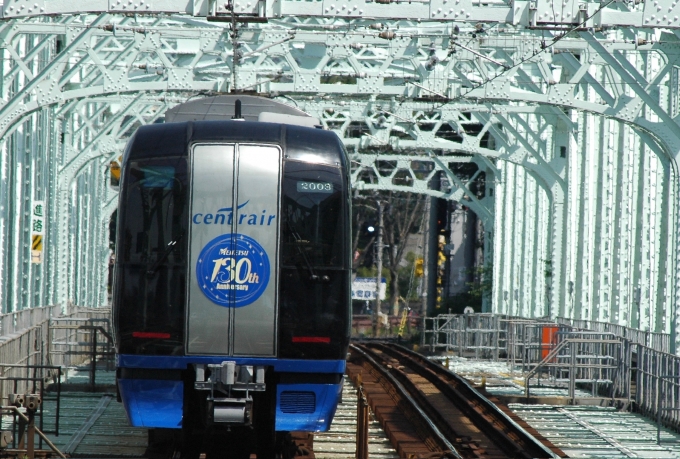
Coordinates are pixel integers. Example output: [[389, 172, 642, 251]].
[[11, 357, 680, 458], [3, 366, 397, 459], [312, 379, 398, 459], [2, 366, 146, 458], [441, 355, 680, 459]]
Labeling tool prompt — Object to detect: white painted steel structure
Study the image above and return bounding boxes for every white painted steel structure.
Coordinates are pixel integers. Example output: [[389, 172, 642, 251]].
[[1, 0, 680, 348]]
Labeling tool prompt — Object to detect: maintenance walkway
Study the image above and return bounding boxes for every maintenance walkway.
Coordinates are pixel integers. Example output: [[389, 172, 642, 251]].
[[439, 356, 680, 458], [4, 354, 680, 458], [4, 310, 680, 458], [3, 364, 399, 459], [25, 358, 680, 459]]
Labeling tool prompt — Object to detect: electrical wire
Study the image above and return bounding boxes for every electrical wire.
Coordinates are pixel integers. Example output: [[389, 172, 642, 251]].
[[445, 0, 619, 106]]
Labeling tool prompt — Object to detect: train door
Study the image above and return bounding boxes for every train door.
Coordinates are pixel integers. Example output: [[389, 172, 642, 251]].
[[187, 143, 281, 356]]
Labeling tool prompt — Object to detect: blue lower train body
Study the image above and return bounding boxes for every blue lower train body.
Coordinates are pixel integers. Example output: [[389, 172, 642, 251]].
[[116, 355, 345, 432]]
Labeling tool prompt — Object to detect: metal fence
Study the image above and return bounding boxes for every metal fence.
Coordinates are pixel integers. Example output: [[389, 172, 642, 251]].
[[0, 305, 59, 337], [0, 304, 111, 404], [636, 345, 680, 431], [423, 313, 507, 359], [504, 318, 565, 366], [522, 331, 633, 404], [48, 311, 112, 369], [424, 314, 632, 401], [423, 313, 564, 361], [424, 313, 680, 433], [555, 317, 670, 354]]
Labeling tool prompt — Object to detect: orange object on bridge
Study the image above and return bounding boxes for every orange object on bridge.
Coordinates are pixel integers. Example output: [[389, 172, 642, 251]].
[[541, 326, 559, 360]]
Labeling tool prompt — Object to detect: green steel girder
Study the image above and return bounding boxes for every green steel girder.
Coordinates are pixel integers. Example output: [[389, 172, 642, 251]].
[[0, 0, 671, 31], [0, 16, 672, 136], [0, 8, 678, 351]]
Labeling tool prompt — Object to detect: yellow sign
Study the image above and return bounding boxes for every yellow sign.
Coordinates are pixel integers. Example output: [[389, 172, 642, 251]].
[[31, 235, 43, 264], [110, 161, 120, 179], [30, 202, 46, 264], [32, 235, 42, 251]]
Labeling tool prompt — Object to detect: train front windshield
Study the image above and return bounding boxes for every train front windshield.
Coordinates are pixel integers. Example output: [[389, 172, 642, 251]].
[[279, 160, 350, 360], [114, 139, 350, 359], [115, 157, 188, 355]]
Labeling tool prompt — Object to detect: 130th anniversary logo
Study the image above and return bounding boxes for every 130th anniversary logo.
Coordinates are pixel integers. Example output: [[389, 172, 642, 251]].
[[196, 233, 270, 307]]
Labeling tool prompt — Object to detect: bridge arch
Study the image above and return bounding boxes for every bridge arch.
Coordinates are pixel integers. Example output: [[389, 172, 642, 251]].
[[0, 9, 677, 350]]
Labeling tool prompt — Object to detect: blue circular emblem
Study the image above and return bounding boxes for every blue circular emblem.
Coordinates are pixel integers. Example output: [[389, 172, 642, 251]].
[[196, 234, 271, 307]]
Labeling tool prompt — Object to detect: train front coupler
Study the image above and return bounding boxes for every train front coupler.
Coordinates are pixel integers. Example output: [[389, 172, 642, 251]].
[[193, 362, 267, 426]]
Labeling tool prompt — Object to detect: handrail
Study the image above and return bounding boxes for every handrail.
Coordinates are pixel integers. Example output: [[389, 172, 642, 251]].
[[524, 339, 571, 399], [2, 405, 66, 459], [524, 336, 624, 402]]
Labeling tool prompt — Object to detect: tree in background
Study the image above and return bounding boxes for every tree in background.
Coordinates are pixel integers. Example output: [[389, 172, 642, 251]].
[[382, 192, 426, 312], [352, 198, 376, 271], [435, 264, 492, 314], [352, 191, 427, 314]]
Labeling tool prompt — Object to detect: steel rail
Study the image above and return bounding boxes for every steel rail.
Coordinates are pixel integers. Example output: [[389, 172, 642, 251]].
[[349, 344, 464, 459], [372, 342, 560, 459], [356, 344, 475, 452]]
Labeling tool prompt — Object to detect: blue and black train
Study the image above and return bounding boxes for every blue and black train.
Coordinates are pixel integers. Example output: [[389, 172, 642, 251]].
[[111, 96, 351, 458]]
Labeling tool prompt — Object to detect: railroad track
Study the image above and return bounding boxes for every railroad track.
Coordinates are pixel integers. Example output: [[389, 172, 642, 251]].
[[348, 342, 567, 459], [146, 429, 315, 459]]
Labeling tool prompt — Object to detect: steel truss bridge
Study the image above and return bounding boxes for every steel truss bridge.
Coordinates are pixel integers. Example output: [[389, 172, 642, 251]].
[[1, 0, 680, 348]]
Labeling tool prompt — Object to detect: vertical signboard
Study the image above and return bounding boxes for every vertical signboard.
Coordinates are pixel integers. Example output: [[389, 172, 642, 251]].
[[31, 201, 45, 264]]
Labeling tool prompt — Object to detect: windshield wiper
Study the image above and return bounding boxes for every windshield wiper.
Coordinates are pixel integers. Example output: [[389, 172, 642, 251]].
[[146, 233, 184, 277], [286, 221, 329, 283]]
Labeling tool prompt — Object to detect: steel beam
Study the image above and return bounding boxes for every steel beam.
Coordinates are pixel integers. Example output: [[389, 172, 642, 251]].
[[0, 10, 677, 351]]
